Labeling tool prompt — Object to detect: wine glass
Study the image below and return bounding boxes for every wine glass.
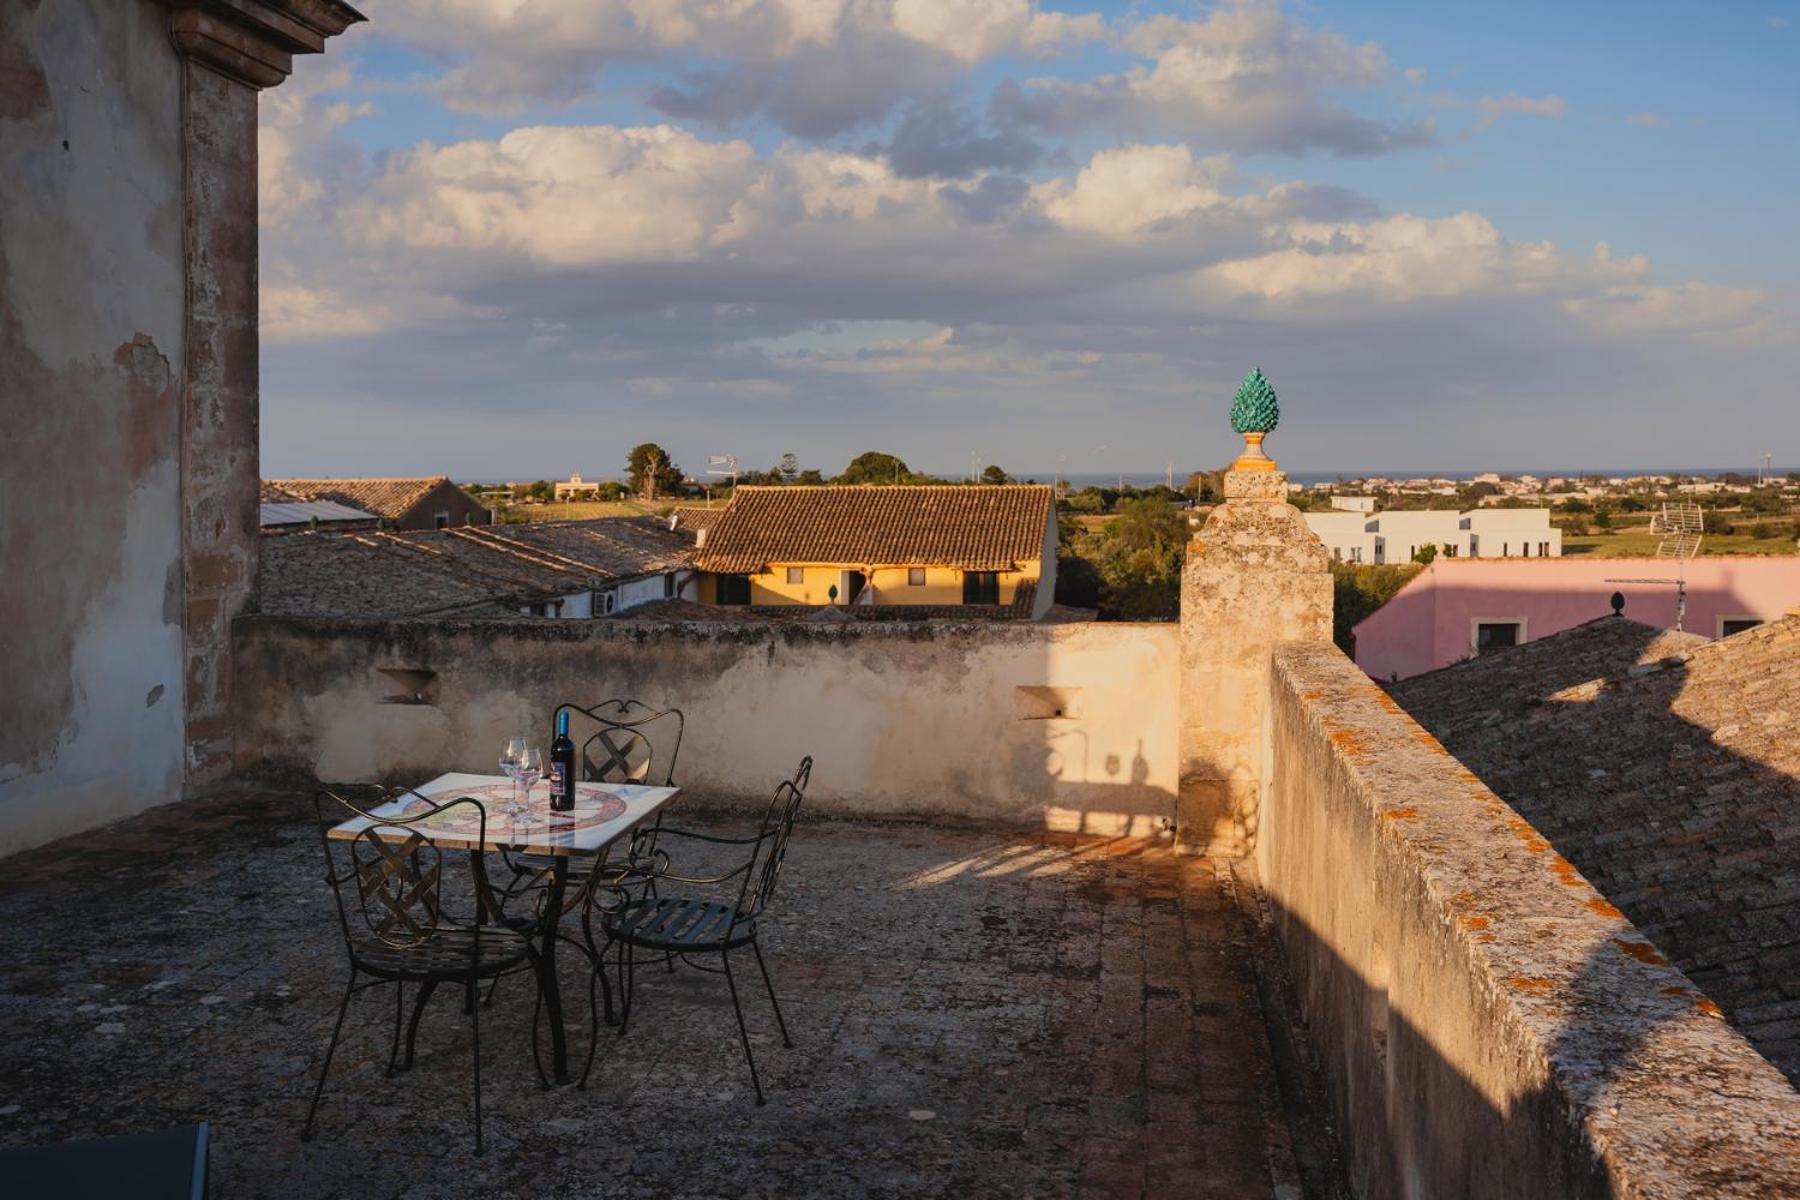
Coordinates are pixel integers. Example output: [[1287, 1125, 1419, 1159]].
[[499, 736, 527, 819], [515, 747, 544, 826]]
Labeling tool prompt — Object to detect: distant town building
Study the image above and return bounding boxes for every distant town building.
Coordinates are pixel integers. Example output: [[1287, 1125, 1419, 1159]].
[[1328, 495, 1377, 513], [1304, 508, 1561, 564], [266, 477, 491, 531], [259, 517, 696, 619], [553, 472, 602, 500], [691, 485, 1057, 618], [1351, 556, 1800, 680]]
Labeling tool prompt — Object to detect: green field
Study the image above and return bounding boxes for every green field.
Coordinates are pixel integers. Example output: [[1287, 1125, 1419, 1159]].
[[1561, 530, 1797, 557]]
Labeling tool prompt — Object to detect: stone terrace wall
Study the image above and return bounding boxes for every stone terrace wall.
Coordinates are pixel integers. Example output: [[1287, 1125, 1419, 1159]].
[[1263, 642, 1800, 1199], [234, 616, 1178, 833]]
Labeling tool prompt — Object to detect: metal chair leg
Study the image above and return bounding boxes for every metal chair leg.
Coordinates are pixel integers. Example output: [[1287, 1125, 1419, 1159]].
[[720, 948, 765, 1106], [750, 939, 793, 1049], [618, 941, 635, 1037], [403, 979, 439, 1069], [386, 981, 405, 1077], [302, 977, 357, 1142], [578, 956, 602, 1090], [469, 972, 484, 1156]]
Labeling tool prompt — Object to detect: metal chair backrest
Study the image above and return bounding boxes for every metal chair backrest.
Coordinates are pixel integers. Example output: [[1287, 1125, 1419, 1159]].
[[737, 756, 812, 921], [556, 698, 684, 787], [315, 788, 486, 951]]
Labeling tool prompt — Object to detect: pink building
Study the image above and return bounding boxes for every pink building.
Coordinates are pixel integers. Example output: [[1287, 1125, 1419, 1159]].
[[1353, 556, 1800, 681]]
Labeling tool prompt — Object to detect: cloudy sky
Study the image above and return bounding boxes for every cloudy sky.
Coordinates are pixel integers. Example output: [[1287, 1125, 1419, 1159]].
[[261, 0, 1799, 480]]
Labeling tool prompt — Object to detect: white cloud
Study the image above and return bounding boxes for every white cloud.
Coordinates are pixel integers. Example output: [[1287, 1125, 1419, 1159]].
[[995, 0, 1433, 156], [1474, 92, 1568, 131], [1035, 144, 1233, 236], [373, 0, 1102, 119]]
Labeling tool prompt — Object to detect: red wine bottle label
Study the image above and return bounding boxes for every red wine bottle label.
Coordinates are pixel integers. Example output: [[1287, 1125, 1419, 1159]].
[[549, 762, 567, 795]]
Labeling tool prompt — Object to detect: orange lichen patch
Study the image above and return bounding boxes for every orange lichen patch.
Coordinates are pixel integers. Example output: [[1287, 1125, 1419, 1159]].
[[1504, 815, 1553, 855], [1329, 727, 1370, 757], [1476, 933, 1497, 943], [1613, 938, 1670, 967], [1550, 856, 1586, 888], [1459, 771, 1484, 786], [1300, 690, 1324, 701], [1585, 897, 1625, 920], [1381, 807, 1419, 822], [1507, 976, 1556, 996], [1459, 914, 1491, 931], [1655, 986, 1724, 1016]]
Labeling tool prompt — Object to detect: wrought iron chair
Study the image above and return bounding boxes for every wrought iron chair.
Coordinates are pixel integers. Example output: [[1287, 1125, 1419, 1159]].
[[485, 699, 686, 1021], [304, 787, 534, 1155], [494, 698, 684, 904], [581, 756, 812, 1104]]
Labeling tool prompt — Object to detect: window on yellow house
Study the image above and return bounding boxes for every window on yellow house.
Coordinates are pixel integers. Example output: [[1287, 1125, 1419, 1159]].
[[962, 571, 1000, 604], [908, 568, 925, 586], [786, 567, 804, 584]]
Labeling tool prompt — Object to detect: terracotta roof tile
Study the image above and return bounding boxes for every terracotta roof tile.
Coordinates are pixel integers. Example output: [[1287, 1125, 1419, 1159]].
[[1392, 613, 1800, 1084], [267, 477, 451, 520], [259, 517, 693, 618], [695, 485, 1053, 574]]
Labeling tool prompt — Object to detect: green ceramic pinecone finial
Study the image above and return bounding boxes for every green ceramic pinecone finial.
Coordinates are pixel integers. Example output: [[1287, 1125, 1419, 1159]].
[[1230, 368, 1279, 435]]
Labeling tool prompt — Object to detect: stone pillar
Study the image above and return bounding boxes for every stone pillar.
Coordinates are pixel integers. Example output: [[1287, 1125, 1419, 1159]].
[[169, 0, 365, 785], [1177, 417, 1331, 856]]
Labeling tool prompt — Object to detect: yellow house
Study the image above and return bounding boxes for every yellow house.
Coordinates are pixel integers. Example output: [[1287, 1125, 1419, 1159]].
[[690, 485, 1057, 618]]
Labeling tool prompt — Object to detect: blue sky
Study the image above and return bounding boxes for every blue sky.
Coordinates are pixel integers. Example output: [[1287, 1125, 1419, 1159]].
[[260, 0, 1799, 479]]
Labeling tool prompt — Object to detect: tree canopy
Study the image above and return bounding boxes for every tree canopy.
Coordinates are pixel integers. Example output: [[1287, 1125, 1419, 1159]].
[[980, 464, 1011, 485], [626, 443, 683, 499], [838, 451, 911, 484]]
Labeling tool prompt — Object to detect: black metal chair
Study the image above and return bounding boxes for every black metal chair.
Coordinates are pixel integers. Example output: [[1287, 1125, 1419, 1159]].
[[495, 698, 685, 904], [304, 787, 534, 1155], [582, 756, 812, 1104]]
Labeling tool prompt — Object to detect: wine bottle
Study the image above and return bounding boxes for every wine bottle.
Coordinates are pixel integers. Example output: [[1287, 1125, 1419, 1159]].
[[549, 711, 576, 812]]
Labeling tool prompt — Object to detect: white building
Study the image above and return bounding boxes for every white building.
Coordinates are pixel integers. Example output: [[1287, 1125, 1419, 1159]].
[[1329, 495, 1378, 514], [1370, 511, 1466, 564], [1462, 508, 1561, 559], [554, 472, 600, 500], [1306, 507, 1563, 565], [1304, 511, 1379, 564]]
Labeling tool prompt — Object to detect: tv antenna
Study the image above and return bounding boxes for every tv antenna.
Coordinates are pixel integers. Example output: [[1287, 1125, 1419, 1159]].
[[779, 452, 799, 484], [706, 453, 739, 492], [1605, 501, 1704, 631]]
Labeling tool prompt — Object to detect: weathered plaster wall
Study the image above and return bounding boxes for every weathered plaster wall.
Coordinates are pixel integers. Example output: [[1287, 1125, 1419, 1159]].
[[179, 60, 260, 786], [0, 0, 188, 853], [1263, 642, 1800, 1200], [233, 617, 1179, 833]]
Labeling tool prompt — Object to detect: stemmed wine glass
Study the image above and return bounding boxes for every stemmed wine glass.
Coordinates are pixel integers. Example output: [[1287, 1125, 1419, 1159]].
[[515, 747, 544, 826], [499, 736, 528, 821]]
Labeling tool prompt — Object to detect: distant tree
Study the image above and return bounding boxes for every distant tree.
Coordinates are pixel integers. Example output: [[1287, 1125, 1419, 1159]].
[[526, 479, 554, 502], [626, 443, 682, 500], [1184, 469, 1225, 503], [1412, 543, 1439, 565], [838, 451, 911, 484], [1059, 489, 1105, 515], [980, 464, 1011, 485], [596, 480, 625, 502], [1593, 507, 1614, 530], [1557, 516, 1591, 537], [1558, 497, 1593, 514], [1331, 563, 1420, 655], [1462, 481, 1500, 501], [1107, 498, 1187, 557], [795, 469, 826, 486], [1702, 510, 1734, 535]]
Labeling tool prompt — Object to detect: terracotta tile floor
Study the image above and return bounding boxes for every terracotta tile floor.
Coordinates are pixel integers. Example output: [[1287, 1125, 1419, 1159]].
[[0, 790, 1345, 1198]]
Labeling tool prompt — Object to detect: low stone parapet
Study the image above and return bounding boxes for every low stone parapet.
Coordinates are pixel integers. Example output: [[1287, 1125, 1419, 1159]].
[[1264, 641, 1800, 1199]]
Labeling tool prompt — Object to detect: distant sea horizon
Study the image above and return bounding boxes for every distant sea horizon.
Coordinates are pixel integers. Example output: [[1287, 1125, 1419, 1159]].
[[452, 466, 1795, 488]]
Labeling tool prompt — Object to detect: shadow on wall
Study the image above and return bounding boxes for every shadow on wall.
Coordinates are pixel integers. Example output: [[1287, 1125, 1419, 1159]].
[[1393, 621, 1800, 1088], [1012, 732, 1171, 838], [1267, 892, 1789, 1200]]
